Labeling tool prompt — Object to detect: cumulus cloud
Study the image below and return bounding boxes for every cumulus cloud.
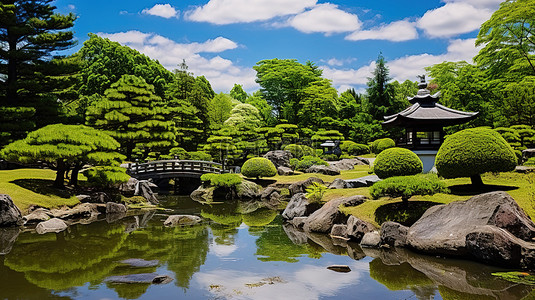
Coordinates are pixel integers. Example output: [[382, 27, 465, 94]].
[[96, 31, 256, 92], [322, 57, 357, 67], [287, 3, 361, 35], [346, 20, 418, 42], [417, 2, 492, 37], [185, 0, 317, 25], [322, 38, 481, 91], [142, 4, 179, 19]]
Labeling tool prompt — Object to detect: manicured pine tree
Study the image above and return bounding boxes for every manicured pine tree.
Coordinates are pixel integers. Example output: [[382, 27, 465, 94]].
[[86, 75, 175, 160]]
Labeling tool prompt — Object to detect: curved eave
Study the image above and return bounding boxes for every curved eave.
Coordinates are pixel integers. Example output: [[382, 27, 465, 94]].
[[383, 103, 479, 127]]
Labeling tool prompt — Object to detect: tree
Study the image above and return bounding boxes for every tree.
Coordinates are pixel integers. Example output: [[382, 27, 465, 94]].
[[245, 91, 275, 126], [435, 128, 517, 186], [254, 59, 322, 123], [475, 0, 535, 80], [297, 79, 338, 129], [373, 147, 423, 179], [230, 84, 247, 102], [366, 54, 396, 121], [208, 93, 237, 128], [0, 124, 124, 188], [224, 103, 262, 128], [86, 75, 175, 160], [502, 77, 535, 126]]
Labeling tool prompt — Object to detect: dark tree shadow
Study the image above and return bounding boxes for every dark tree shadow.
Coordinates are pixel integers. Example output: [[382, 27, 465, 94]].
[[11, 179, 74, 199], [375, 201, 441, 226], [248, 178, 277, 187], [448, 184, 519, 196]]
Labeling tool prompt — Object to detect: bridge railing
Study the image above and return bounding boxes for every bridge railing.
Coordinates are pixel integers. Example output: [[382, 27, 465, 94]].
[[127, 160, 224, 176]]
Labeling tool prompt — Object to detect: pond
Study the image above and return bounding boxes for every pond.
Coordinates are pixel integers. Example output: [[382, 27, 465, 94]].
[[1, 196, 534, 299]]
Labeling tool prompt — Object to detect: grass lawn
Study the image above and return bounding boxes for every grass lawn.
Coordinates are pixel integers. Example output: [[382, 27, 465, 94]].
[[0, 168, 80, 213], [267, 164, 372, 184]]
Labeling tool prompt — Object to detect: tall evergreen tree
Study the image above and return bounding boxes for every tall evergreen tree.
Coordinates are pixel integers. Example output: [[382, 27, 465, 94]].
[[86, 75, 175, 160], [366, 54, 396, 121]]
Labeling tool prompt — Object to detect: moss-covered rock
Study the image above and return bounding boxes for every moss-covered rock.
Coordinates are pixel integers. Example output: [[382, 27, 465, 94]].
[[241, 157, 277, 179], [373, 147, 422, 179], [436, 128, 517, 185]]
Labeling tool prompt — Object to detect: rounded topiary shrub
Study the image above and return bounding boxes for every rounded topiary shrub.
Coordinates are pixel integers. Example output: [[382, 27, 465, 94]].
[[371, 138, 396, 154], [241, 157, 277, 179], [340, 141, 370, 156], [435, 128, 517, 185], [373, 147, 423, 179]]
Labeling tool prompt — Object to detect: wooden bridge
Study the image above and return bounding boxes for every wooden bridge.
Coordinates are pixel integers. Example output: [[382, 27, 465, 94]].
[[126, 160, 231, 180]]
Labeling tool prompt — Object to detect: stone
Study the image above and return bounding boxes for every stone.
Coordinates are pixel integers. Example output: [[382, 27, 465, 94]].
[[360, 231, 381, 248], [328, 159, 363, 171], [281, 193, 321, 220], [345, 215, 376, 243], [345, 175, 381, 188], [303, 195, 367, 233], [105, 273, 173, 284], [0, 227, 20, 255], [515, 166, 535, 173], [236, 180, 262, 200], [327, 265, 351, 272], [277, 166, 294, 176], [288, 217, 308, 229], [288, 177, 324, 196], [328, 178, 351, 189], [75, 194, 91, 202], [22, 208, 52, 225], [120, 258, 159, 268], [35, 218, 67, 234], [106, 202, 127, 214], [50, 203, 99, 220], [261, 187, 279, 200], [283, 223, 308, 244], [305, 165, 340, 175], [380, 221, 408, 247], [263, 150, 293, 168], [88, 192, 112, 203], [135, 180, 159, 205], [522, 148, 535, 163], [164, 215, 202, 227], [119, 177, 139, 196], [190, 185, 215, 203], [330, 224, 348, 239], [0, 194, 23, 227], [407, 191, 535, 257]]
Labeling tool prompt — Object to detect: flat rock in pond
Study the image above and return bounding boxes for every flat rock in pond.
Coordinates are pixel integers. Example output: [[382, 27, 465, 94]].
[[105, 273, 173, 284], [164, 215, 202, 227], [35, 218, 67, 234], [120, 259, 159, 268], [327, 265, 351, 273]]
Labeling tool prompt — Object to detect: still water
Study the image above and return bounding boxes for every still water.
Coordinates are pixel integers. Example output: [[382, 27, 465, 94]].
[[1, 196, 534, 300]]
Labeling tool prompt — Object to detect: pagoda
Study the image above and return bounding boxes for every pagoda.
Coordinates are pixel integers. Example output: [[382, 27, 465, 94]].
[[382, 75, 478, 172]]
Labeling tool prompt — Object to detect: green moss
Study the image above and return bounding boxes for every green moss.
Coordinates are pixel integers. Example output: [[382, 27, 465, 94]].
[[373, 147, 423, 179], [200, 173, 242, 188], [241, 157, 277, 179], [436, 128, 517, 180], [492, 271, 535, 285]]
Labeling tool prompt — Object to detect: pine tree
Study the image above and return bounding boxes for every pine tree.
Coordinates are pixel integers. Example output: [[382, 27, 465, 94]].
[[366, 53, 396, 121], [86, 75, 175, 160]]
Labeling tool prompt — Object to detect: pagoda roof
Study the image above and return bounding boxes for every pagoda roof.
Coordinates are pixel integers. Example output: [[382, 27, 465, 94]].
[[383, 102, 479, 127]]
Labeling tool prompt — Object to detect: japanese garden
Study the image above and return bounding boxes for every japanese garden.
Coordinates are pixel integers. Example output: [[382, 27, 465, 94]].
[[2, 0, 535, 299]]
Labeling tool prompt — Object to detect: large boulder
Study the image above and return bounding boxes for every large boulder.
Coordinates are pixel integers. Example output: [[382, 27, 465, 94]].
[[288, 177, 324, 196], [380, 221, 408, 247], [0, 194, 23, 227], [303, 195, 367, 233], [305, 165, 340, 175], [328, 159, 363, 171], [277, 166, 294, 176], [135, 180, 159, 205], [263, 150, 292, 168], [164, 215, 202, 227], [0, 227, 20, 255], [23, 208, 52, 225], [105, 273, 173, 284], [236, 180, 262, 200], [119, 177, 139, 196], [35, 218, 68, 234], [345, 215, 376, 242], [345, 175, 381, 188], [190, 185, 215, 203], [407, 192, 535, 265], [328, 178, 351, 189], [106, 202, 127, 214], [50, 203, 100, 220], [282, 193, 321, 220], [360, 231, 381, 248]]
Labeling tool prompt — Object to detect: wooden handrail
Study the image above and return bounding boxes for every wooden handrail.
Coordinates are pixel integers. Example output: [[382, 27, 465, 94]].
[[126, 160, 226, 176]]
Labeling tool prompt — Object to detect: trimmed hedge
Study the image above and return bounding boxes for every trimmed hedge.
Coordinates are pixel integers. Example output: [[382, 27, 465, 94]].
[[200, 173, 242, 187], [241, 157, 277, 179], [373, 147, 423, 179], [83, 166, 130, 188], [340, 141, 370, 155], [370, 174, 449, 202], [283, 144, 316, 159], [295, 155, 328, 171], [370, 138, 395, 154], [436, 128, 517, 180]]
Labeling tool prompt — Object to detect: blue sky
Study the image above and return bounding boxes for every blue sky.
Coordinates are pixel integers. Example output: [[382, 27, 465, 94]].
[[53, 0, 503, 93]]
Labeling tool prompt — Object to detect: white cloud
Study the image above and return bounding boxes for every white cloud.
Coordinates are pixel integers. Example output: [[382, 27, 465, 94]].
[[346, 20, 418, 42], [142, 4, 178, 19], [185, 0, 317, 25], [417, 3, 492, 37], [322, 58, 357, 67], [442, 0, 502, 9], [287, 3, 361, 35], [67, 4, 75, 10], [96, 31, 256, 93], [321, 38, 481, 91]]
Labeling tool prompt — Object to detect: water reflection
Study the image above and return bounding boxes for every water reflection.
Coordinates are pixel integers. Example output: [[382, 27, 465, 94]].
[[0, 196, 533, 299]]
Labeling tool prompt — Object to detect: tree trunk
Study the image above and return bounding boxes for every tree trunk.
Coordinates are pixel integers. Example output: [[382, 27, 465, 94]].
[[53, 160, 67, 188], [470, 174, 484, 187], [70, 164, 82, 186]]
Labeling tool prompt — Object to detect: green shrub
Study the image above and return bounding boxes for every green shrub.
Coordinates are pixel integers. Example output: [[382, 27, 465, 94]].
[[305, 182, 328, 204], [339, 154, 353, 159], [321, 154, 339, 161], [188, 151, 212, 161], [295, 156, 328, 171], [83, 166, 130, 188], [283, 144, 315, 159], [525, 157, 535, 166], [341, 141, 370, 155], [169, 147, 189, 159], [373, 147, 423, 179], [289, 158, 299, 170], [241, 157, 277, 179], [370, 174, 449, 204], [436, 127, 517, 185], [200, 173, 242, 187], [370, 138, 395, 154]]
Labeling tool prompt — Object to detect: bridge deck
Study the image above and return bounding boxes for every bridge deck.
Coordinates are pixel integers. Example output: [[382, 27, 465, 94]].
[[126, 160, 225, 179]]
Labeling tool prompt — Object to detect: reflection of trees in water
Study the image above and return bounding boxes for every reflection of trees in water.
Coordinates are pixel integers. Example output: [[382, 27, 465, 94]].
[[242, 208, 277, 227]]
